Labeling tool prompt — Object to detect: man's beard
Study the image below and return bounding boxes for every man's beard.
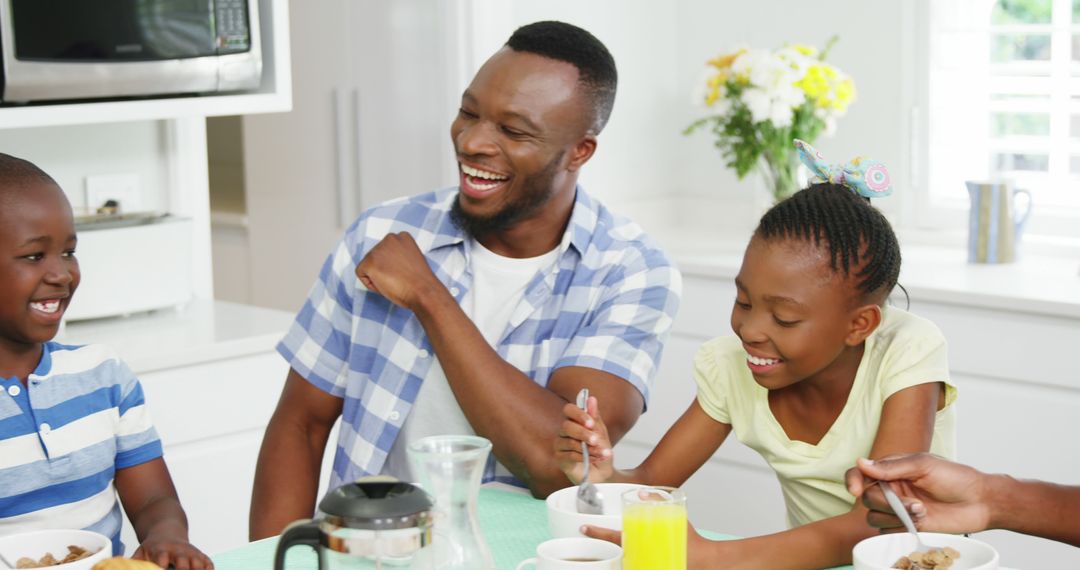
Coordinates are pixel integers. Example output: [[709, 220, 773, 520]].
[[450, 152, 563, 239]]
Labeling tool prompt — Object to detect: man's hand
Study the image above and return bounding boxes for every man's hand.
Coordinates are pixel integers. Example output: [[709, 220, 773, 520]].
[[355, 232, 445, 311], [845, 454, 993, 534]]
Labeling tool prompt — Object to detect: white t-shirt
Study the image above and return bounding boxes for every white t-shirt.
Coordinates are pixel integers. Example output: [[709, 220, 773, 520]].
[[381, 239, 559, 480]]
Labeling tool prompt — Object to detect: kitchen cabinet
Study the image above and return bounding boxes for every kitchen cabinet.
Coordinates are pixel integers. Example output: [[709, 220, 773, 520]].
[[618, 244, 1080, 568], [59, 300, 295, 555]]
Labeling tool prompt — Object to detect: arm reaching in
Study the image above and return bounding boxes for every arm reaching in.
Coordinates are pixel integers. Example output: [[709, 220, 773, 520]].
[[846, 453, 1080, 547]]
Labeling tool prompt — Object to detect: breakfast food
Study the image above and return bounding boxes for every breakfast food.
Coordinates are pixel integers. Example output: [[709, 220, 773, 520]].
[[891, 546, 961, 569], [91, 558, 165, 570], [15, 545, 100, 567]]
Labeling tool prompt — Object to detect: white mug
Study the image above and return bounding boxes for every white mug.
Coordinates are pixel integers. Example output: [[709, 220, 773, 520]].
[[515, 537, 622, 569]]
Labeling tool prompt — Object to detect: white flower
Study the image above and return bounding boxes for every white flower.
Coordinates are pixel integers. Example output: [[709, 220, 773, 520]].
[[741, 87, 774, 124]]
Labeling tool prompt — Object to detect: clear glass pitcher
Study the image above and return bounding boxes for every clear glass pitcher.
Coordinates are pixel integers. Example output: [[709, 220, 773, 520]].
[[407, 435, 497, 569]]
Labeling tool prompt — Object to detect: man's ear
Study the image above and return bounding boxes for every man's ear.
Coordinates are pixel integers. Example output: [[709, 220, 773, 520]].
[[565, 135, 597, 172], [845, 304, 882, 346]]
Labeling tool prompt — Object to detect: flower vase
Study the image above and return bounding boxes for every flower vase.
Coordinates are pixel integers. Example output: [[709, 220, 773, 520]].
[[756, 152, 804, 206]]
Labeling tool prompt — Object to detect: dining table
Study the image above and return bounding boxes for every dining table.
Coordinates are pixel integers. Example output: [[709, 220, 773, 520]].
[[212, 486, 861, 570]]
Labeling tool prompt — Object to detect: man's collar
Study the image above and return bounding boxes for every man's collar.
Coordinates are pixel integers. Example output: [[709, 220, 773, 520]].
[[426, 186, 599, 256]]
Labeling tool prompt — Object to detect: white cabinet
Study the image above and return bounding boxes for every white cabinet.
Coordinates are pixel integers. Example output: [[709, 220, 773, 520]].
[[60, 300, 294, 555], [622, 256, 1080, 568], [213, 0, 466, 310]]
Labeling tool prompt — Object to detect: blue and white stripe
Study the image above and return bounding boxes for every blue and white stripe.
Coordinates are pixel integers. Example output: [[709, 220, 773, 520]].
[[0, 342, 162, 554], [279, 186, 682, 490]]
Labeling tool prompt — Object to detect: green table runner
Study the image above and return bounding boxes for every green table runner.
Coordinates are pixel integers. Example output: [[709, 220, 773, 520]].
[[213, 487, 854, 570]]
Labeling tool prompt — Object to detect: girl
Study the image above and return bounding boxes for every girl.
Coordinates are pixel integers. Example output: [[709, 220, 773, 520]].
[[556, 141, 957, 569]]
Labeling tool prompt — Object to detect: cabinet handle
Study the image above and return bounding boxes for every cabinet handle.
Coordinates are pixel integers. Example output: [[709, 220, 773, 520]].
[[333, 87, 358, 230]]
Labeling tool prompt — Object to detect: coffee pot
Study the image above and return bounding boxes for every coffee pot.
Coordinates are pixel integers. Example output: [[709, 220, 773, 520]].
[[273, 477, 436, 570]]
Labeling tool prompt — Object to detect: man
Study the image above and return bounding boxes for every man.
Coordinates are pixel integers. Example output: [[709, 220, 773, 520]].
[[249, 21, 681, 539], [847, 454, 1080, 547]]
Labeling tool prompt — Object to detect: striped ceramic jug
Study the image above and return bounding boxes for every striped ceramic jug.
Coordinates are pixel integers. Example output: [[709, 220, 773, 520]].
[[965, 180, 1033, 264]]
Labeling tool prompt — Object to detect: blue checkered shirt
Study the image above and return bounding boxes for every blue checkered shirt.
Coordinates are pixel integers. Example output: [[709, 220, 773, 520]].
[[278, 187, 681, 490]]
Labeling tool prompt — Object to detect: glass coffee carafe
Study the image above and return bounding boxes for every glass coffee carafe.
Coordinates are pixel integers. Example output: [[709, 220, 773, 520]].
[[273, 477, 436, 570], [407, 435, 497, 570]]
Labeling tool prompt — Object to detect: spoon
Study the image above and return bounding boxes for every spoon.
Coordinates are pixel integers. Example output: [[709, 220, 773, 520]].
[[0, 549, 15, 569], [878, 480, 933, 555], [575, 388, 604, 515]]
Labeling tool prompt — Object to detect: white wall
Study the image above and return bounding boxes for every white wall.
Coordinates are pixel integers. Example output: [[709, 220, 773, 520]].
[[416, 0, 912, 234], [0, 121, 172, 213]]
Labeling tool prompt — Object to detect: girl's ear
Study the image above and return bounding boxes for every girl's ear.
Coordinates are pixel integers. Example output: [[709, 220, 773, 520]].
[[845, 304, 882, 346]]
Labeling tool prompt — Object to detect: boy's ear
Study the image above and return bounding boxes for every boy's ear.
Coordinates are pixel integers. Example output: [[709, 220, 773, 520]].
[[845, 304, 882, 346]]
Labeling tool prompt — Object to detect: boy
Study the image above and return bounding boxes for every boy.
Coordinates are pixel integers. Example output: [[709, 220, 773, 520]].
[[0, 153, 212, 569]]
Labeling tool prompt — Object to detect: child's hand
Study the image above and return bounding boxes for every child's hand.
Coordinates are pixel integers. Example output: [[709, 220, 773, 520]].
[[132, 534, 214, 570], [555, 394, 614, 484]]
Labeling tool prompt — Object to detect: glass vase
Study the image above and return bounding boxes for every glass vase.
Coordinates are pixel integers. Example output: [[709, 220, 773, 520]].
[[756, 150, 804, 205]]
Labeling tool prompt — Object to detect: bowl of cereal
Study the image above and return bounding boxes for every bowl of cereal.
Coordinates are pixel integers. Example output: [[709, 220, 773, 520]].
[[546, 483, 646, 538], [853, 532, 998, 570], [0, 529, 111, 569]]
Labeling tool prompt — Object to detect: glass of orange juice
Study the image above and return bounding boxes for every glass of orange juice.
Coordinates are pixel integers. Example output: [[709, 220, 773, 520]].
[[621, 486, 687, 570]]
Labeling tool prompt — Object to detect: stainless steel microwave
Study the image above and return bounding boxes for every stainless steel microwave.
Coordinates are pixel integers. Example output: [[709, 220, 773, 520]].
[[0, 0, 262, 103]]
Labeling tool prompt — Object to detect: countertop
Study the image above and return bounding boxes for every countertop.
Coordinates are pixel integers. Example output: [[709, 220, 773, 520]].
[[657, 231, 1080, 320], [57, 299, 295, 373]]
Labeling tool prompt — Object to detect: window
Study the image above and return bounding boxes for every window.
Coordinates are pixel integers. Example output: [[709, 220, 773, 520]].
[[923, 0, 1080, 237]]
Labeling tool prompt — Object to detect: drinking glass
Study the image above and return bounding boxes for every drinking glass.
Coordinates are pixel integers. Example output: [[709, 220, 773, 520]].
[[621, 486, 687, 570]]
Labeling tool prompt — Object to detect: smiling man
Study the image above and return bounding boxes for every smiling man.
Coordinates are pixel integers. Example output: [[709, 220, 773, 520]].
[[249, 21, 681, 539]]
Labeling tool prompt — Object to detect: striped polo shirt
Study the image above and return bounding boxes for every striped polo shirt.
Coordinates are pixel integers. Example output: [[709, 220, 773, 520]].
[[0, 342, 162, 554]]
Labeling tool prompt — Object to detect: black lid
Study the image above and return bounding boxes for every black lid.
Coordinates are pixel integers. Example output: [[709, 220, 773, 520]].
[[318, 478, 434, 520]]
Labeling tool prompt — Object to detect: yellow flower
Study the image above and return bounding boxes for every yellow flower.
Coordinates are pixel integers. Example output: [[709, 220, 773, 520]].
[[834, 78, 856, 109], [708, 49, 744, 69], [790, 44, 818, 57]]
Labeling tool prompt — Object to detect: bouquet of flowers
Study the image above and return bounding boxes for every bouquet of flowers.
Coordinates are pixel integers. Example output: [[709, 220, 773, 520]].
[[685, 38, 855, 202]]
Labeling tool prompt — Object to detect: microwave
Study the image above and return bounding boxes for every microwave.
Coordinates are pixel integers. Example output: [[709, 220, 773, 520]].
[[0, 0, 262, 103]]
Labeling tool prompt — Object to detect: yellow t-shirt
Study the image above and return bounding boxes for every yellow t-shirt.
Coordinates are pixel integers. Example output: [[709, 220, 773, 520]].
[[694, 306, 957, 528]]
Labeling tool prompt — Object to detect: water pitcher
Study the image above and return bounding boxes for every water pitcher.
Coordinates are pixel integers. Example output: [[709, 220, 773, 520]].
[[965, 180, 1033, 263], [407, 435, 497, 569]]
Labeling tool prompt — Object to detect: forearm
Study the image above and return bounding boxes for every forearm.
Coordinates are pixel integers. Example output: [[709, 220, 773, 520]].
[[129, 495, 190, 542], [414, 289, 571, 496], [249, 420, 327, 539], [989, 474, 1080, 546], [703, 510, 874, 570]]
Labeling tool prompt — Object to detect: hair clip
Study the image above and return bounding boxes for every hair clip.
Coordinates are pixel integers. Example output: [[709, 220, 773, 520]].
[[794, 139, 892, 199]]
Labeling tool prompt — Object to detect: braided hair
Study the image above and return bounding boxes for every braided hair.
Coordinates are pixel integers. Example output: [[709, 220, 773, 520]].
[[755, 183, 901, 301]]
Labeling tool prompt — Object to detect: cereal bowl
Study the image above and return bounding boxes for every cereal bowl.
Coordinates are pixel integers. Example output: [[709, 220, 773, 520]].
[[546, 483, 645, 538], [0, 528, 111, 569], [853, 532, 998, 570]]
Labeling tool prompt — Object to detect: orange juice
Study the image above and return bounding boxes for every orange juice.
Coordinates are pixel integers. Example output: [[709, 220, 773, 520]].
[[622, 489, 687, 570]]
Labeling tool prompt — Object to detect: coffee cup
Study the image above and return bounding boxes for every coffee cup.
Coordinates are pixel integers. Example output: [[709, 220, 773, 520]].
[[515, 537, 622, 569]]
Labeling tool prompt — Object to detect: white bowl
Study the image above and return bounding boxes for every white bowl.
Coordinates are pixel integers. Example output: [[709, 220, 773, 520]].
[[0, 529, 112, 570], [853, 532, 999, 570], [546, 483, 645, 538]]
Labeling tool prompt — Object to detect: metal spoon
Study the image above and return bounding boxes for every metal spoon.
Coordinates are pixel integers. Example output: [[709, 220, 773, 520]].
[[575, 388, 604, 515], [878, 480, 933, 555]]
